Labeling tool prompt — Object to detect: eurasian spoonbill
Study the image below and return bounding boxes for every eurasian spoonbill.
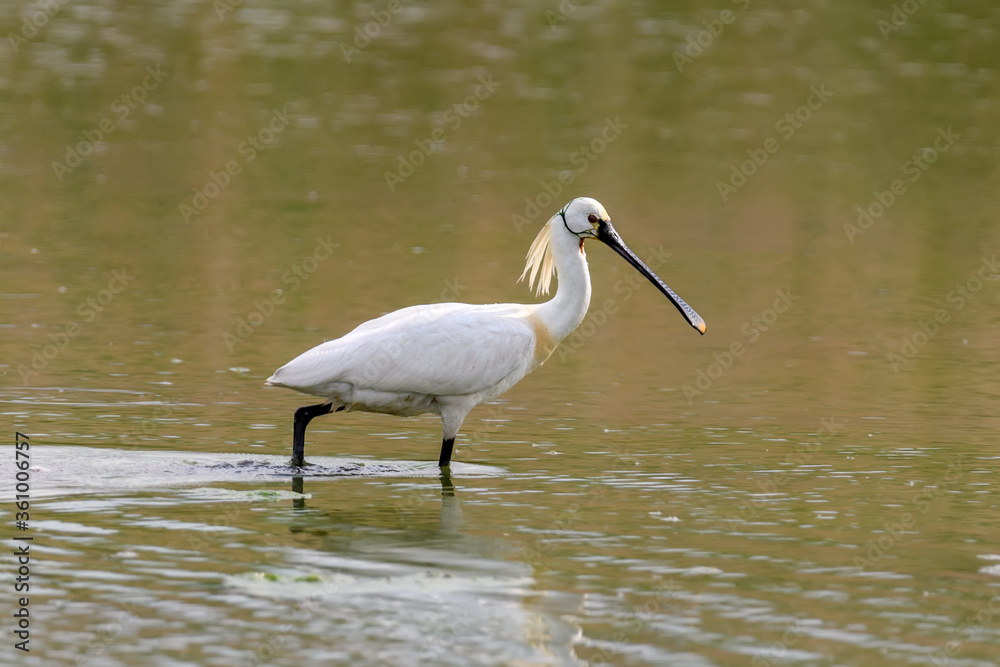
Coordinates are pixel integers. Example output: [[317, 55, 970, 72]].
[[266, 197, 706, 468]]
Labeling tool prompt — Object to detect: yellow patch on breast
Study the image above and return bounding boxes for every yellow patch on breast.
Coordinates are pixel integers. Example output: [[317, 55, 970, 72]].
[[528, 313, 557, 365]]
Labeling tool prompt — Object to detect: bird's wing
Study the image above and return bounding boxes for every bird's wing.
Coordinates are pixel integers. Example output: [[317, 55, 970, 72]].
[[268, 303, 536, 397]]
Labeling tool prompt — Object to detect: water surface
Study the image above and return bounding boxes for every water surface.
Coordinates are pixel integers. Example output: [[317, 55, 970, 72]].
[[2, 2, 999, 665]]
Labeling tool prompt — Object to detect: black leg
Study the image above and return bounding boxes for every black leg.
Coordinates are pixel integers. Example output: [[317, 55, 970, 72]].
[[291, 403, 334, 467], [438, 436, 455, 468]]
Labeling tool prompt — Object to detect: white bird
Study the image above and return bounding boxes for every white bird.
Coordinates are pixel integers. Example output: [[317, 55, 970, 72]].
[[266, 197, 706, 468]]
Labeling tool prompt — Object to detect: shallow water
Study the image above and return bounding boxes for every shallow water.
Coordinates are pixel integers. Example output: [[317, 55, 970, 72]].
[[2, 2, 1000, 666]]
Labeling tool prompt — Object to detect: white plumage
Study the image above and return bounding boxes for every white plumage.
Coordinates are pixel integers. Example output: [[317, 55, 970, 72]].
[[267, 197, 706, 467], [268, 303, 538, 416]]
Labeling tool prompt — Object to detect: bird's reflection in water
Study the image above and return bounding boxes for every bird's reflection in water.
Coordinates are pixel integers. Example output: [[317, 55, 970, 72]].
[[287, 469, 462, 530], [438, 468, 463, 532], [277, 469, 576, 662]]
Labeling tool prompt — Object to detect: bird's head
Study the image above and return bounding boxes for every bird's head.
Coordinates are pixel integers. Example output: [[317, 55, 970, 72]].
[[532, 197, 707, 335], [557, 197, 611, 238]]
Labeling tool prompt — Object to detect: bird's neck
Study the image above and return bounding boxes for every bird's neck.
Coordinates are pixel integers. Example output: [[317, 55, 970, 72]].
[[535, 228, 592, 343]]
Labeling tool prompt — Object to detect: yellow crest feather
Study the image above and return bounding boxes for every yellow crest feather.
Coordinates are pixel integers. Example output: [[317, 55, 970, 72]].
[[518, 218, 556, 296]]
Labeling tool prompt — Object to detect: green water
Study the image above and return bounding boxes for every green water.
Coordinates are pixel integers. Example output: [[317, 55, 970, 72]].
[[2, 2, 999, 665]]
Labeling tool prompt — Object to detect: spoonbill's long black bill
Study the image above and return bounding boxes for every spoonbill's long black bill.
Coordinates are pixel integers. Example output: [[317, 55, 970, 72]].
[[596, 221, 707, 335]]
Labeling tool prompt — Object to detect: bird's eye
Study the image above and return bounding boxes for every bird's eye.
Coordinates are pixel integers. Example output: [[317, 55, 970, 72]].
[[588, 214, 599, 224]]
